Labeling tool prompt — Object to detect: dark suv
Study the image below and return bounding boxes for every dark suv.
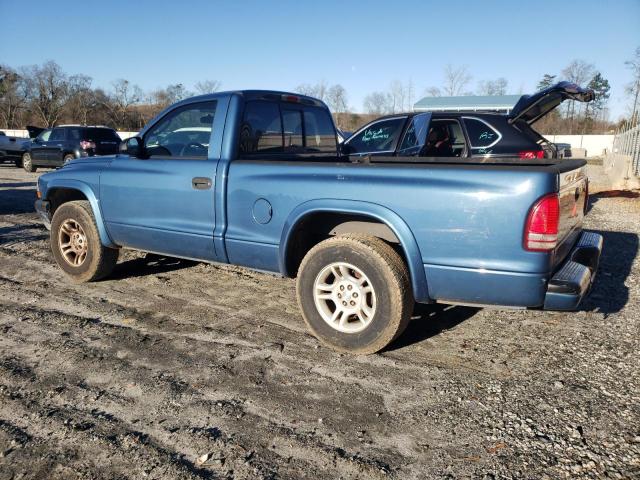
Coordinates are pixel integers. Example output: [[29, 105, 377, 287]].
[[342, 82, 593, 160], [22, 125, 121, 172]]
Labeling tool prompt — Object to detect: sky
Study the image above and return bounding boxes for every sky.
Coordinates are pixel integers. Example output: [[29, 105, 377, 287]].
[[1, 0, 639, 118]]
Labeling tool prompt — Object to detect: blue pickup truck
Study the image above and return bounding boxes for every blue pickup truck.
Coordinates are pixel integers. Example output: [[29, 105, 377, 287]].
[[35, 90, 602, 354]]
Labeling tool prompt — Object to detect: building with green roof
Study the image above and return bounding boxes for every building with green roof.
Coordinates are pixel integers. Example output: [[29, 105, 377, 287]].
[[413, 95, 522, 113]]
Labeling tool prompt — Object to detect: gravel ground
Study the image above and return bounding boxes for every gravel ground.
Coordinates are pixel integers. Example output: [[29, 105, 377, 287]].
[[0, 164, 638, 480]]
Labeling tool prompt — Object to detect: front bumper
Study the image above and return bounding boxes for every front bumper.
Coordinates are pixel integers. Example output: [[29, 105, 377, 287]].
[[35, 199, 51, 230], [543, 231, 603, 310]]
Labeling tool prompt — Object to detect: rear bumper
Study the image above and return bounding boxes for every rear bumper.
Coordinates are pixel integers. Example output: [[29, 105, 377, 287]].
[[543, 231, 603, 310], [35, 199, 51, 230]]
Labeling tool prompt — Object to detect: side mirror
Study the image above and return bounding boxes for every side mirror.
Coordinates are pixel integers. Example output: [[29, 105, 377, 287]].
[[121, 136, 144, 158], [32, 138, 39, 143]]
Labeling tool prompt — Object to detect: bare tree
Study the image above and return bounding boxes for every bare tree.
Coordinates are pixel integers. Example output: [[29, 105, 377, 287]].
[[66, 74, 94, 125], [406, 79, 415, 110], [194, 80, 221, 95], [363, 92, 391, 115], [424, 86, 442, 97], [154, 83, 191, 106], [477, 77, 508, 95], [23, 61, 71, 127], [624, 46, 640, 122], [443, 64, 472, 96], [0, 65, 29, 128], [294, 81, 329, 100], [561, 60, 595, 132], [103, 79, 143, 129], [326, 84, 348, 113]]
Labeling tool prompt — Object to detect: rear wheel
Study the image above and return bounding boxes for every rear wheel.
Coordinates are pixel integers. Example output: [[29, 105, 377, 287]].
[[14, 157, 23, 168], [22, 152, 36, 172], [296, 234, 413, 354], [50, 200, 119, 283]]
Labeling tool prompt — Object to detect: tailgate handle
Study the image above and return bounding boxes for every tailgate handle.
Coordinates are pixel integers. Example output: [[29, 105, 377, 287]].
[[192, 177, 212, 190]]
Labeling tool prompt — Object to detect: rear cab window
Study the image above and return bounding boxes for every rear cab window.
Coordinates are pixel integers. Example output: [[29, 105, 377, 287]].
[[239, 100, 337, 156]]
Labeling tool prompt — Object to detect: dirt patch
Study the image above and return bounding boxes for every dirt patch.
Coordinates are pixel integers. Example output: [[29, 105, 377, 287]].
[[0, 164, 639, 479]]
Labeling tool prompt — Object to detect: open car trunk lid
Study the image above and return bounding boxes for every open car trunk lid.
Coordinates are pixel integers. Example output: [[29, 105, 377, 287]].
[[508, 82, 594, 125], [26, 125, 45, 139]]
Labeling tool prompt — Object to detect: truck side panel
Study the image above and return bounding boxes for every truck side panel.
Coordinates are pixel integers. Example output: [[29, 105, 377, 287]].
[[224, 160, 557, 305]]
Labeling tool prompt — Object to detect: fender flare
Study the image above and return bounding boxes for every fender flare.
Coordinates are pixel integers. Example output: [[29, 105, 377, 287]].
[[45, 179, 117, 248], [279, 199, 429, 302]]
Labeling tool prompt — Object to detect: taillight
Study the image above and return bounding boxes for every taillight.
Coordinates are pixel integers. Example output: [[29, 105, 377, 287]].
[[79, 140, 96, 150], [518, 150, 544, 159], [524, 193, 560, 251]]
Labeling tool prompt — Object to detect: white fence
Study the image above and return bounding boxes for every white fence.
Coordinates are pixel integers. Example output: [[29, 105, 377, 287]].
[[602, 122, 640, 190], [543, 135, 615, 158]]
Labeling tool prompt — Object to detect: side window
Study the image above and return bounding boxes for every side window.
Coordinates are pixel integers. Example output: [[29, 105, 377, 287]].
[[240, 101, 283, 154], [303, 106, 337, 152], [398, 114, 430, 155], [463, 118, 501, 148], [37, 130, 52, 142], [423, 119, 464, 157], [144, 101, 216, 158], [345, 118, 405, 154], [49, 128, 66, 142], [282, 109, 303, 151], [69, 128, 81, 141]]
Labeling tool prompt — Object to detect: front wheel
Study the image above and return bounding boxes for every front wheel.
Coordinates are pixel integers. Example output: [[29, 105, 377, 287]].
[[22, 152, 36, 172], [296, 234, 413, 354], [50, 200, 119, 283], [63, 154, 75, 164]]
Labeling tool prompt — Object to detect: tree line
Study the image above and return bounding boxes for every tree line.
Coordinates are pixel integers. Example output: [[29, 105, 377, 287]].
[[0, 61, 220, 131], [2, 49, 639, 135]]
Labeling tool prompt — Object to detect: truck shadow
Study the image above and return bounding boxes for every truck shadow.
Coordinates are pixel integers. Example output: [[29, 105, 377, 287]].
[[0, 188, 37, 215], [386, 304, 481, 351], [0, 223, 48, 245], [587, 190, 640, 213], [581, 229, 638, 314], [108, 253, 197, 280]]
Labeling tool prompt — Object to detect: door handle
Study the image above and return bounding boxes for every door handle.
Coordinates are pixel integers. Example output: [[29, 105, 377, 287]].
[[192, 177, 212, 190]]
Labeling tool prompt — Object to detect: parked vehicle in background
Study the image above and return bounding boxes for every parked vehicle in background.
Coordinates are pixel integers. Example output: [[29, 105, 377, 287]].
[[35, 90, 602, 354], [22, 125, 121, 172], [344, 82, 593, 160], [555, 143, 572, 158], [0, 126, 44, 166]]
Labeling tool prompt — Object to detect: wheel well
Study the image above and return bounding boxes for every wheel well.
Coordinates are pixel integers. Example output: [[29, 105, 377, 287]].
[[284, 212, 403, 277], [48, 188, 88, 215]]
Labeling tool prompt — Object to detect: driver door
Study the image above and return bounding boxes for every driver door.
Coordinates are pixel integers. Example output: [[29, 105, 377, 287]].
[[100, 100, 220, 261], [30, 129, 52, 163]]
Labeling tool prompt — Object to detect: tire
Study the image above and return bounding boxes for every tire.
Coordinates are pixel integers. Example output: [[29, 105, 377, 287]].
[[50, 200, 119, 283], [22, 152, 36, 172], [296, 234, 413, 354], [63, 154, 75, 164], [14, 157, 23, 168]]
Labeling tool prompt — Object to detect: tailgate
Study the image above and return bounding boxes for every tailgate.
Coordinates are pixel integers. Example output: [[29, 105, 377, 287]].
[[554, 162, 588, 266]]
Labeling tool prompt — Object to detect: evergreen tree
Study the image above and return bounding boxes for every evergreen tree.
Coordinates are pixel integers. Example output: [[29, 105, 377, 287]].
[[537, 74, 556, 91]]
